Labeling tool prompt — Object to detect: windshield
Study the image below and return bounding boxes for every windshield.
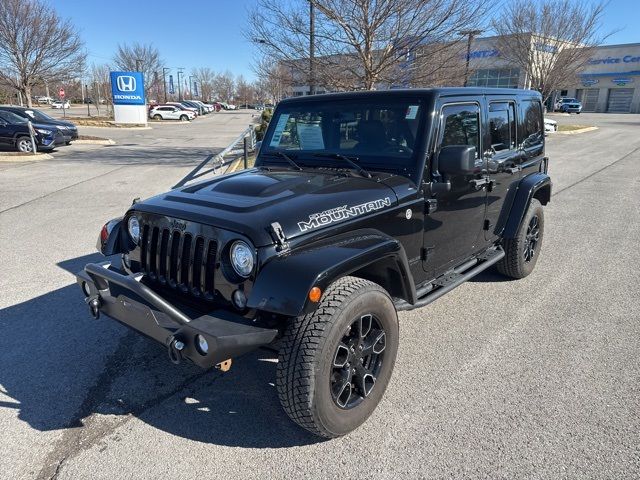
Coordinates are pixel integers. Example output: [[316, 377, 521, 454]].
[[0, 111, 27, 124], [562, 98, 577, 103], [260, 98, 424, 176], [23, 108, 55, 121]]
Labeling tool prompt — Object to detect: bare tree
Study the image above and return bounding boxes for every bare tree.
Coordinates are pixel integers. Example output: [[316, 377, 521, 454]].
[[212, 71, 236, 102], [113, 42, 163, 98], [492, 0, 609, 103], [247, 0, 489, 91], [0, 0, 86, 107], [192, 67, 216, 102]]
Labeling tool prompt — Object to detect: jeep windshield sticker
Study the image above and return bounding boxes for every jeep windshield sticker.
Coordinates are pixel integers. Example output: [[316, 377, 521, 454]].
[[269, 114, 290, 146], [297, 197, 392, 232], [405, 105, 419, 120], [297, 121, 324, 150]]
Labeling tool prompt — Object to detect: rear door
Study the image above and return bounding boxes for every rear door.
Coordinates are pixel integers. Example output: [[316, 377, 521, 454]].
[[484, 98, 521, 240], [0, 112, 16, 146], [423, 100, 487, 276]]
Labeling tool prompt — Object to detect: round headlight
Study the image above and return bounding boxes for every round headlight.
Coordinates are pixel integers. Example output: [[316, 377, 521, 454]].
[[230, 241, 254, 277], [127, 216, 140, 244]]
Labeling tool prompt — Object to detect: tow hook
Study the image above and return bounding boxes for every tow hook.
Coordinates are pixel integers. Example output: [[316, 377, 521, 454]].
[[216, 359, 232, 372], [167, 336, 185, 365], [88, 297, 101, 319]]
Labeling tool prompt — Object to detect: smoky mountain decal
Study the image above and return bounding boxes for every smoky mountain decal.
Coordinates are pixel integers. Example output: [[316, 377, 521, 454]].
[[297, 197, 392, 232]]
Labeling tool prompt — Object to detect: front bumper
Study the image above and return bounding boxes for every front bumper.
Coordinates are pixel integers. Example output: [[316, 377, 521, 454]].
[[76, 262, 278, 368]]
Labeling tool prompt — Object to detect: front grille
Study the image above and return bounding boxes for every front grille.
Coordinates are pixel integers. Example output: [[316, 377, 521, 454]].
[[140, 222, 218, 301]]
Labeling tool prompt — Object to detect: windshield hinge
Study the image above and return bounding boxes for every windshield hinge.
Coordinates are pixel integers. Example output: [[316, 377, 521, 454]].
[[268, 222, 289, 251]]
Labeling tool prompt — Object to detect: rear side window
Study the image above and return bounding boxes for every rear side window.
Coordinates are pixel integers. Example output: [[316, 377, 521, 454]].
[[489, 102, 516, 151], [438, 104, 480, 157], [521, 100, 543, 147]]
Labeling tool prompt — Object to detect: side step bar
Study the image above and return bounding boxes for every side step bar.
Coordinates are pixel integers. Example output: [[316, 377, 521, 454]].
[[395, 247, 505, 312]]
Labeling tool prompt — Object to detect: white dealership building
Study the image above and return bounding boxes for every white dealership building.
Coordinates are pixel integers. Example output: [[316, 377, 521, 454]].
[[291, 35, 640, 113], [465, 36, 640, 113]]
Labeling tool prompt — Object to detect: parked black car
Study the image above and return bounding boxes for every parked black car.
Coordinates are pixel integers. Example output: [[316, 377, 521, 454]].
[[0, 110, 65, 152], [77, 88, 551, 438], [0, 105, 78, 144]]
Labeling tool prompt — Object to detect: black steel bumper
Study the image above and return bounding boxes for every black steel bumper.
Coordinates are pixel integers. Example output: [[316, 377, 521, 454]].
[[76, 262, 278, 368]]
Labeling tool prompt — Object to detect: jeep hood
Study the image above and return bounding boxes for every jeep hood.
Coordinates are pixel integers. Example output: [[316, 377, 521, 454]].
[[132, 168, 410, 246]]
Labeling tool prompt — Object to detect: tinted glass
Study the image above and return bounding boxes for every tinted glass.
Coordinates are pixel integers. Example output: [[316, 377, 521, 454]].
[[23, 109, 55, 122], [262, 99, 422, 170], [439, 104, 480, 156], [521, 100, 543, 147], [489, 102, 516, 151], [0, 111, 27, 123]]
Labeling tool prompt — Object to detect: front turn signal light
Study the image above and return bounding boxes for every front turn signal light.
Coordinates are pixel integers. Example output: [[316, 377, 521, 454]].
[[308, 286, 322, 303]]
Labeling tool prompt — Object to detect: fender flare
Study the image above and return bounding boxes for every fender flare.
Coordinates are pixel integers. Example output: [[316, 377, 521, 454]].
[[97, 217, 125, 255], [502, 172, 552, 239], [247, 229, 416, 317]]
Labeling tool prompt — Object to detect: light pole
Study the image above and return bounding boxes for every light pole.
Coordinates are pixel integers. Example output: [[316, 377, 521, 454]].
[[177, 68, 184, 101], [459, 29, 483, 87], [162, 67, 170, 103], [309, 0, 315, 95], [135, 58, 143, 72], [189, 75, 194, 98]]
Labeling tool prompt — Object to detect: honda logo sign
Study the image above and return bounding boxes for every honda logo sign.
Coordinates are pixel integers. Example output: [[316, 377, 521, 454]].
[[116, 75, 136, 92], [110, 71, 145, 105]]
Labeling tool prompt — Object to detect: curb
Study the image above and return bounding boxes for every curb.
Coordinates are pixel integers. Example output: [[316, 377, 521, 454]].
[[557, 126, 598, 135], [225, 156, 245, 174], [73, 139, 116, 145], [0, 152, 54, 162]]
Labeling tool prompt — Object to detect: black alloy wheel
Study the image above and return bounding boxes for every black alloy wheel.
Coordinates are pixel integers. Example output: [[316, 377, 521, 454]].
[[331, 314, 386, 409], [523, 215, 540, 262]]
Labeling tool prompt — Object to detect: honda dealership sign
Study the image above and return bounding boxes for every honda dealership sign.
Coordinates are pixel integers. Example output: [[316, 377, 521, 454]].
[[110, 71, 147, 124], [110, 71, 145, 105]]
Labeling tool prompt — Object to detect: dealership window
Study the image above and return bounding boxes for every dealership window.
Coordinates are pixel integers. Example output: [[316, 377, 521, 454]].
[[467, 68, 520, 88], [489, 102, 516, 151]]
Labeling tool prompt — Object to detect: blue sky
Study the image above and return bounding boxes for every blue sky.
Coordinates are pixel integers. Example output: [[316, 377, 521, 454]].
[[52, 0, 637, 82]]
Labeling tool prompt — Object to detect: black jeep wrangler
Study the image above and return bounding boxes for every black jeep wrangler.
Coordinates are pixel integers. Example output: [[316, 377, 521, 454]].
[[77, 88, 551, 438]]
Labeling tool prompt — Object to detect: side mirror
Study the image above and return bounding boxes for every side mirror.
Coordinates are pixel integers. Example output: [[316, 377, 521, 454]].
[[438, 145, 477, 175]]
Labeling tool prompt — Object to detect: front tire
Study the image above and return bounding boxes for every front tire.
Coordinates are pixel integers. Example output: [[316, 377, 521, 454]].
[[16, 136, 34, 153], [497, 198, 544, 279], [277, 276, 399, 438]]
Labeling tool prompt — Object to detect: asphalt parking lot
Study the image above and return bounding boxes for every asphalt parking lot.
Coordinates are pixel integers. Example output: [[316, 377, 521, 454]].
[[1, 112, 638, 479]]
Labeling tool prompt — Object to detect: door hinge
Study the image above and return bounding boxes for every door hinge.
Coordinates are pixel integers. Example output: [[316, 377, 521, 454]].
[[425, 198, 438, 214], [483, 219, 492, 231], [420, 246, 434, 261]]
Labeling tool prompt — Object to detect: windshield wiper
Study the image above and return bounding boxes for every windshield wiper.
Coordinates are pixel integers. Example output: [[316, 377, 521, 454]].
[[262, 151, 302, 171], [313, 153, 371, 178]]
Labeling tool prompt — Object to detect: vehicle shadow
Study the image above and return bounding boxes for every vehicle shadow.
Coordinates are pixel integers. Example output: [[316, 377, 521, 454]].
[[0, 253, 320, 448], [467, 267, 515, 283]]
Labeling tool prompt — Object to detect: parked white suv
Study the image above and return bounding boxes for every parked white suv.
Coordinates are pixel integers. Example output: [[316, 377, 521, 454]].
[[149, 106, 195, 121]]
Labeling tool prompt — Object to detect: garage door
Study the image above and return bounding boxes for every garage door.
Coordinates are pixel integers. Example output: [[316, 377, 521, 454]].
[[607, 88, 634, 113], [582, 89, 599, 112]]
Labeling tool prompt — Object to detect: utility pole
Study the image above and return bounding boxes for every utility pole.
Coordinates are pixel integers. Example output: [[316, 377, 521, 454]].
[[459, 29, 483, 87], [177, 68, 184, 101], [309, 0, 315, 96], [189, 75, 194, 98], [162, 67, 170, 103], [135, 58, 142, 72]]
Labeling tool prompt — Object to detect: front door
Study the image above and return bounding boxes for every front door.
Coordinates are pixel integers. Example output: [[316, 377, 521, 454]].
[[423, 102, 487, 277]]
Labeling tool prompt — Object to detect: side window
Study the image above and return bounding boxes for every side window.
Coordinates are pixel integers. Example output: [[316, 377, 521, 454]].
[[438, 104, 480, 157], [489, 102, 516, 151], [521, 100, 543, 147]]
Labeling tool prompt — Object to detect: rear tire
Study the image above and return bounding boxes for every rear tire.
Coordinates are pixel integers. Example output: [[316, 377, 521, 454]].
[[180, 115, 188, 121], [16, 136, 34, 153], [277, 276, 399, 438], [497, 198, 544, 279], [153, 114, 162, 120]]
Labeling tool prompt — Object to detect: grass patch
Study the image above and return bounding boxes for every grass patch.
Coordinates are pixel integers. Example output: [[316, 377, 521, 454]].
[[558, 124, 592, 132]]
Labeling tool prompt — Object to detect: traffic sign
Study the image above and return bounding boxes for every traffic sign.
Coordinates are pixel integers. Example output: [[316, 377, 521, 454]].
[[59, 88, 65, 98]]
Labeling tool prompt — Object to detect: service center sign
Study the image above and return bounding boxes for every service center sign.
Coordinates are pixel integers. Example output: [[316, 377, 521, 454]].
[[110, 71, 145, 105]]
